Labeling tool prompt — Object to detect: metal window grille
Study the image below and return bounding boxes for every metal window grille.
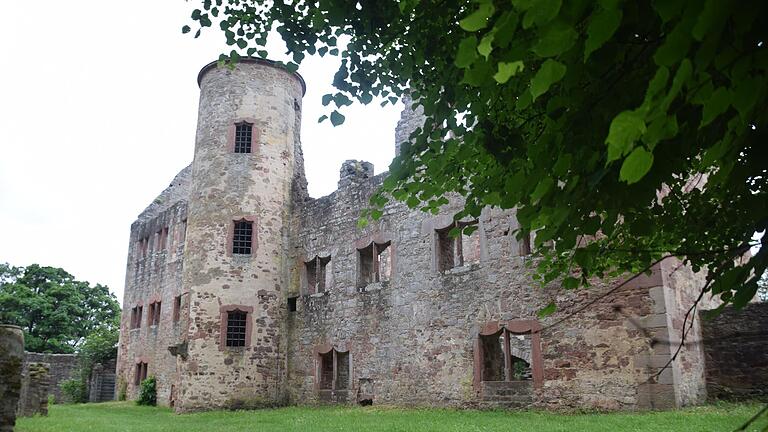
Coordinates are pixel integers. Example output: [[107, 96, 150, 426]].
[[226, 310, 247, 347], [232, 220, 253, 254], [234, 123, 253, 153]]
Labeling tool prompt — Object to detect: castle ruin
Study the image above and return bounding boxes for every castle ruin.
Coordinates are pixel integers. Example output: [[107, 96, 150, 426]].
[[116, 58, 719, 412]]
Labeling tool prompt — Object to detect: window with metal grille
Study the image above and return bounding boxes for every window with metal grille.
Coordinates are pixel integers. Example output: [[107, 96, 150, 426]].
[[225, 310, 247, 347], [234, 123, 253, 153], [232, 220, 253, 255]]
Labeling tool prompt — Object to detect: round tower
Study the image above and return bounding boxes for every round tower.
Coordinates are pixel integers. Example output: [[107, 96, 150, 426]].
[[178, 58, 305, 412]]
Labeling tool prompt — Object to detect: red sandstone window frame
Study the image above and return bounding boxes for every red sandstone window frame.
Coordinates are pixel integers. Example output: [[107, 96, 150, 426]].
[[134, 361, 148, 386], [219, 305, 254, 350], [473, 320, 544, 391], [130, 304, 144, 330], [304, 255, 331, 294], [435, 219, 480, 272], [354, 233, 395, 288], [227, 216, 258, 257], [227, 118, 259, 153], [147, 301, 161, 327]]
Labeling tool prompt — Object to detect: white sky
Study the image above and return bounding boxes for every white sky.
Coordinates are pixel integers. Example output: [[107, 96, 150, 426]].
[[0, 1, 402, 304]]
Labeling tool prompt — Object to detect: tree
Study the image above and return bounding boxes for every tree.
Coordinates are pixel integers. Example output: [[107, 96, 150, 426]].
[[0, 263, 120, 353], [186, 0, 767, 313]]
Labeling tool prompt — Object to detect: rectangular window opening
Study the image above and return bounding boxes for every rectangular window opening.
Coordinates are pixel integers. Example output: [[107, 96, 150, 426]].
[[288, 296, 298, 312], [318, 349, 350, 391], [234, 123, 253, 153], [358, 242, 391, 287], [437, 221, 479, 272], [232, 220, 253, 255], [135, 362, 148, 386], [306, 255, 331, 294], [480, 330, 532, 382], [225, 310, 247, 347]]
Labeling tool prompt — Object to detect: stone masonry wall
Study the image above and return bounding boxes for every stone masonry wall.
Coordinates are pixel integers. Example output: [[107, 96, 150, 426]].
[[286, 170, 673, 410], [17, 362, 49, 417], [23, 352, 77, 403], [116, 166, 191, 405], [701, 302, 768, 401]]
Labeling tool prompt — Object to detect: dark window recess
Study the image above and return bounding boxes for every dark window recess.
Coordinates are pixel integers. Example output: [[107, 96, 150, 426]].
[[319, 348, 350, 391], [519, 232, 532, 256], [480, 329, 532, 382], [357, 241, 391, 287], [234, 123, 253, 153], [436, 220, 479, 272], [135, 362, 148, 385], [173, 295, 182, 322], [226, 310, 248, 347], [232, 220, 253, 255], [306, 255, 331, 294], [146, 302, 161, 327], [288, 296, 298, 312], [131, 305, 143, 329]]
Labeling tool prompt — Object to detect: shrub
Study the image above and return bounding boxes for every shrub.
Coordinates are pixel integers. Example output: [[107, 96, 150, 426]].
[[60, 378, 88, 403], [137, 376, 157, 406], [47, 394, 56, 406]]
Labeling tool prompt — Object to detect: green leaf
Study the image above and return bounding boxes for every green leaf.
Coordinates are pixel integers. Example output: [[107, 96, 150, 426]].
[[700, 87, 732, 127], [538, 302, 557, 318], [530, 59, 566, 101], [522, 0, 561, 29], [182, 25, 191, 34], [459, 0, 496, 32], [531, 177, 554, 202], [532, 22, 577, 57], [455, 36, 479, 68], [330, 110, 345, 126], [478, 30, 495, 59], [318, 115, 328, 123], [493, 61, 524, 84], [584, 8, 622, 61], [619, 147, 654, 184], [732, 77, 761, 121], [322, 94, 333, 106], [606, 111, 646, 162]]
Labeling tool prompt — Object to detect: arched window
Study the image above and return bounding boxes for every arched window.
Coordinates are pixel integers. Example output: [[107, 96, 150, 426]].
[[317, 348, 350, 391], [357, 241, 391, 287]]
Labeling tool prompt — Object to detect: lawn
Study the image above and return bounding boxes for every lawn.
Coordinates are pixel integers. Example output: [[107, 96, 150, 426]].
[[15, 401, 768, 432]]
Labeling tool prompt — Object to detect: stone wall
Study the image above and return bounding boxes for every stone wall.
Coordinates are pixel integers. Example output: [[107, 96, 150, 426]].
[[116, 166, 190, 405], [701, 302, 768, 401], [23, 352, 77, 403], [17, 362, 49, 417], [285, 170, 674, 410], [1, 325, 24, 432]]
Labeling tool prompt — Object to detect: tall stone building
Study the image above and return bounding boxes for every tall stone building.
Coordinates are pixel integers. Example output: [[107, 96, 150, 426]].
[[116, 59, 714, 412]]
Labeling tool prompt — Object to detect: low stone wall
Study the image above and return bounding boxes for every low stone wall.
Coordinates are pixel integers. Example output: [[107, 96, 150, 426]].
[[701, 302, 768, 401], [23, 352, 78, 403]]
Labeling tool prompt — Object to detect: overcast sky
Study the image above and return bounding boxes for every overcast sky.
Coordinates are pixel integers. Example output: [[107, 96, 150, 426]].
[[0, 1, 402, 303]]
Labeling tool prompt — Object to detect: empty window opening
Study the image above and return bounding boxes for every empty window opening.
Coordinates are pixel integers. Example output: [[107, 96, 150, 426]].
[[225, 309, 248, 347], [357, 241, 391, 287], [232, 220, 253, 255], [179, 219, 187, 244], [437, 220, 479, 272], [305, 255, 331, 294], [480, 329, 532, 382], [319, 348, 350, 391], [172, 295, 182, 322], [147, 301, 161, 326], [234, 122, 253, 153], [156, 228, 168, 251], [138, 237, 149, 259], [130, 305, 143, 329], [134, 362, 148, 386], [288, 296, 298, 312]]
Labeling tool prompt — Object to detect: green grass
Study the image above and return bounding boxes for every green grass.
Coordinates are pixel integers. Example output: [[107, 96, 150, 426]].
[[15, 401, 768, 432]]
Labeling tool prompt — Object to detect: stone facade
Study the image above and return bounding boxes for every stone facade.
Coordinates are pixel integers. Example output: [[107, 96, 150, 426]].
[[0, 325, 24, 432], [116, 58, 738, 413], [22, 352, 78, 403], [702, 302, 768, 401]]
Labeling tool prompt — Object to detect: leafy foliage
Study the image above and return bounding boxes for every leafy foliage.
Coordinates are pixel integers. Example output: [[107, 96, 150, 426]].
[[60, 378, 88, 404], [188, 0, 767, 310], [137, 377, 157, 406], [0, 263, 120, 353]]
